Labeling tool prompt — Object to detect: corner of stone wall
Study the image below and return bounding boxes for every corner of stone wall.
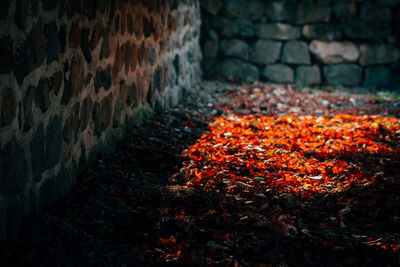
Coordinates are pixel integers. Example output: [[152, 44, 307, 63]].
[[0, 0, 202, 244], [200, 0, 400, 89]]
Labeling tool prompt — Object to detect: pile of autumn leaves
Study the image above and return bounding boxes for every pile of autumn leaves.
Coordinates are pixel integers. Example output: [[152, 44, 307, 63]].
[[181, 112, 400, 198]]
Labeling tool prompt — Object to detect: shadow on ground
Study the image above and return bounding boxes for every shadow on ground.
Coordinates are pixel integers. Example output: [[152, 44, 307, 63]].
[[1, 81, 400, 266]]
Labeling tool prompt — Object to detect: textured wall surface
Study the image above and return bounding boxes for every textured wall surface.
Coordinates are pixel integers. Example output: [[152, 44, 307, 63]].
[[0, 0, 201, 243], [201, 0, 400, 88]]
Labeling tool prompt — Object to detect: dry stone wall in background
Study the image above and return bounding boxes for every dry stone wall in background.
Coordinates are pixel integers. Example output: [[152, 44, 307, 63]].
[[0, 0, 201, 243], [201, 0, 400, 89]]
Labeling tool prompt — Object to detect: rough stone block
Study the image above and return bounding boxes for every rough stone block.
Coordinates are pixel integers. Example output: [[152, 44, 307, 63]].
[[323, 64, 362, 86], [80, 96, 93, 131], [219, 18, 254, 37], [220, 39, 249, 60], [364, 66, 393, 87], [35, 78, 51, 113], [1, 88, 16, 127], [343, 20, 391, 40], [203, 38, 218, 58], [296, 4, 331, 24], [295, 65, 321, 86], [214, 59, 259, 81], [1, 138, 27, 193], [360, 5, 391, 21], [282, 41, 310, 65], [265, 1, 295, 22], [377, 0, 400, 6], [80, 28, 92, 63], [68, 20, 80, 48], [94, 66, 112, 93], [23, 88, 34, 132], [249, 40, 282, 65], [262, 64, 294, 83], [62, 103, 80, 144], [45, 22, 61, 64], [256, 23, 301, 40], [309, 41, 359, 64], [201, 0, 223, 15], [46, 115, 62, 168], [302, 24, 342, 41], [69, 55, 84, 94], [223, 0, 264, 20], [333, 3, 357, 20], [31, 123, 46, 182], [359, 44, 400, 66], [0, 36, 13, 74]]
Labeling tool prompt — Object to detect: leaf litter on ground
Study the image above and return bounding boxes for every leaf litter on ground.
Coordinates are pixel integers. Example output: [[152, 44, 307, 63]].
[[1, 80, 400, 266]]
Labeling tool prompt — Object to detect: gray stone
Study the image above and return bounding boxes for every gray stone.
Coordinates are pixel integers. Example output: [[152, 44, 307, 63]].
[[31, 124, 46, 182], [92, 95, 112, 136], [80, 28, 92, 63], [364, 66, 393, 87], [203, 38, 218, 58], [1, 88, 16, 126], [60, 80, 72, 105], [80, 96, 93, 131], [377, 0, 400, 6], [360, 5, 391, 21], [214, 59, 259, 81], [201, 0, 223, 15], [126, 84, 139, 106], [62, 103, 80, 144], [256, 23, 301, 40], [100, 27, 110, 59], [224, 0, 264, 20], [46, 115, 62, 168], [262, 64, 294, 83], [359, 44, 400, 66], [296, 4, 331, 24], [323, 64, 362, 86], [90, 22, 104, 50], [69, 55, 84, 94], [23, 87, 34, 132], [59, 24, 66, 53], [94, 66, 112, 93], [333, 3, 357, 20], [50, 71, 63, 96], [14, 21, 46, 84], [302, 24, 342, 41], [153, 66, 164, 92], [249, 40, 282, 65], [45, 22, 60, 64], [2, 138, 27, 193], [0, 36, 13, 74], [282, 41, 310, 65], [221, 18, 254, 37], [343, 20, 391, 40], [295, 65, 321, 86], [35, 78, 51, 113], [220, 39, 249, 60], [265, 1, 295, 22], [309, 41, 359, 64]]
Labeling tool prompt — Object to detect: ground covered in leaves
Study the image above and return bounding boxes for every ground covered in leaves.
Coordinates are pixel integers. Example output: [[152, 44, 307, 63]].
[[2, 81, 400, 266]]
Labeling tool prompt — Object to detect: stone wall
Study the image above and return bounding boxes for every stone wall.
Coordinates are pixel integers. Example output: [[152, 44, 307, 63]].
[[201, 0, 400, 88], [0, 0, 201, 243]]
